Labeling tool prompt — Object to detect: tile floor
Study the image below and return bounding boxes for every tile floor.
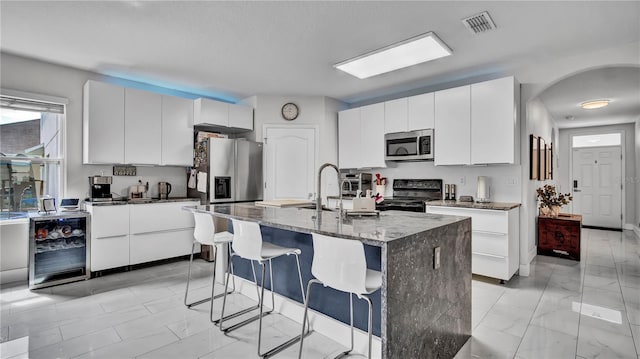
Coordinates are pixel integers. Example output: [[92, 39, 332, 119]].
[[1, 228, 639, 359]]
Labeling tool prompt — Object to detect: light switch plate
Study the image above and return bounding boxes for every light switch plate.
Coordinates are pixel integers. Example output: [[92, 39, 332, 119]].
[[434, 247, 441, 269]]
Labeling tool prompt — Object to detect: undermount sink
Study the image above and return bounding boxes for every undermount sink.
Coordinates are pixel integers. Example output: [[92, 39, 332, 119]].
[[298, 204, 336, 212]]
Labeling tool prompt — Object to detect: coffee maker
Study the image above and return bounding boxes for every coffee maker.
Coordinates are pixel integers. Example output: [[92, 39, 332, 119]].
[[89, 176, 112, 202]]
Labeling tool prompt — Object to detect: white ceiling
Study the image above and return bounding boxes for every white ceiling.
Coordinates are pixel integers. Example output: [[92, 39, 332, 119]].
[[538, 67, 640, 129], [1, 1, 639, 117]]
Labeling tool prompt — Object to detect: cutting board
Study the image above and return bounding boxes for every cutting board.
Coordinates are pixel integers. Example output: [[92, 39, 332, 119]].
[[255, 199, 313, 208]]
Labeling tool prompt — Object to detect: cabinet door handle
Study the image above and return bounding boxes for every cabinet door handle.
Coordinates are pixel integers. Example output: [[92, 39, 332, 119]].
[[573, 189, 581, 192], [473, 230, 507, 236], [98, 234, 127, 239], [132, 227, 192, 236], [474, 251, 505, 259]]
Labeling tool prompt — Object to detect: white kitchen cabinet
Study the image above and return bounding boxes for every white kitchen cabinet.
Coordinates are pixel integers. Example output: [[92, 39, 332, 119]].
[[384, 98, 408, 134], [129, 201, 195, 265], [407, 92, 435, 131], [434, 85, 471, 165], [426, 206, 519, 281], [228, 104, 253, 130], [0, 219, 29, 283], [194, 98, 228, 127], [359, 103, 386, 168], [338, 104, 385, 169], [161, 95, 194, 166], [83, 80, 125, 164], [86, 204, 130, 271], [194, 98, 253, 131], [124, 88, 162, 165], [471, 77, 518, 164], [338, 108, 361, 169]]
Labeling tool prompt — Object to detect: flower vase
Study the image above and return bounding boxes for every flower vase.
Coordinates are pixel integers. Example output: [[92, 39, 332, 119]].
[[550, 205, 561, 218], [539, 206, 550, 216]]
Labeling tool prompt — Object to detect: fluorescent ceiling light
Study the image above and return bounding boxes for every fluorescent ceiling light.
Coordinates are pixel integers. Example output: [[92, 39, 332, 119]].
[[580, 100, 609, 109], [334, 32, 452, 79]]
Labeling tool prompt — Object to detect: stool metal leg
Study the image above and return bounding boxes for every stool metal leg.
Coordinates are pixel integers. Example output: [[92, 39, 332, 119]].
[[298, 278, 320, 359], [364, 295, 373, 359], [186, 241, 236, 309], [218, 254, 264, 329]]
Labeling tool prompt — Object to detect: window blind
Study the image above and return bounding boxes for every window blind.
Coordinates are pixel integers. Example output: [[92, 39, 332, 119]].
[[0, 96, 65, 114]]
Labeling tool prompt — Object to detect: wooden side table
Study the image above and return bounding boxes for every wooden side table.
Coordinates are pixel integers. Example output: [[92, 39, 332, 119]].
[[537, 213, 582, 261]]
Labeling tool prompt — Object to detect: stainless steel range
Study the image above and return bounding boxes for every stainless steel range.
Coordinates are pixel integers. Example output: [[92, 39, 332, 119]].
[[376, 179, 443, 212]]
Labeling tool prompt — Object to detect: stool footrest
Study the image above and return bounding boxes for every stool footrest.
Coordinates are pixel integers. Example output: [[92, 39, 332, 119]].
[[186, 289, 234, 308], [221, 309, 273, 332], [261, 331, 311, 359]]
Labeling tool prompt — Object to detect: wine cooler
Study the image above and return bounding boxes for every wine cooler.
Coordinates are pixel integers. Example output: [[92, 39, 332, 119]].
[[29, 212, 90, 289]]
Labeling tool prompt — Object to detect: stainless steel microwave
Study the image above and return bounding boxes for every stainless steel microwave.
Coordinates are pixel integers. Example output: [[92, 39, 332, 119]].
[[384, 129, 434, 161]]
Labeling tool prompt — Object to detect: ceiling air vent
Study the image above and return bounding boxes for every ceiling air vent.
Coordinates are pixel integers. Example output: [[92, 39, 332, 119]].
[[462, 11, 496, 34]]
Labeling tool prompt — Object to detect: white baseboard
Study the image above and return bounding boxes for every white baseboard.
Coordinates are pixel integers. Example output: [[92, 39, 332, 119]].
[[230, 275, 382, 359], [519, 246, 537, 277], [634, 225, 640, 239], [624, 223, 634, 230], [0, 268, 28, 285]]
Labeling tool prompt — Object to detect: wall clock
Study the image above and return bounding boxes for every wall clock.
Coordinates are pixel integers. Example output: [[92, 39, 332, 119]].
[[281, 102, 299, 121]]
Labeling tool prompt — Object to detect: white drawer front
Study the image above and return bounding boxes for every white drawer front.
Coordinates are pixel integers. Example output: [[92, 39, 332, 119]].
[[129, 202, 195, 234], [472, 231, 508, 257], [91, 234, 129, 271], [472, 252, 508, 280], [426, 206, 508, 233], [91, 205, 129, 238], [130, 229, 194, 265]]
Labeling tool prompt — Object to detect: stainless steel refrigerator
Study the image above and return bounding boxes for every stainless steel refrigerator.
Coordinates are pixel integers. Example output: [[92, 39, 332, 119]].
[[203, 138, 263, 203]]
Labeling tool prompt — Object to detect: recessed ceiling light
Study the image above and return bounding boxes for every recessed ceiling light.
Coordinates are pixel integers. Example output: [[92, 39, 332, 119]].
[[334, 32, 452, 79], [580, 100, 610, 109]]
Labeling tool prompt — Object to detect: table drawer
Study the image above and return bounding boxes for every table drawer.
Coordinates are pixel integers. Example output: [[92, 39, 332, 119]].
[[473, 231, 508, 257]]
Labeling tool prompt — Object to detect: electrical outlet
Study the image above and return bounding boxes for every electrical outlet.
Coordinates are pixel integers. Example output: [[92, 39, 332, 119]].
[[459, 176, 466, 185], [434, 247, 441, 269], [506, 176, 518, 185]]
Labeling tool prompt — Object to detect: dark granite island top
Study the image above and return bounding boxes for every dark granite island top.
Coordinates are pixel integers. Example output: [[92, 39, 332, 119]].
[[188, 203, 472, 359]]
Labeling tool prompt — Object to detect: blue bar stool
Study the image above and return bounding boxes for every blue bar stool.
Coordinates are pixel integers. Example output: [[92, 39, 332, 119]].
[[299, 233, 382, 359], [184, 211, 234, 323], [219, 218, 308, 358]]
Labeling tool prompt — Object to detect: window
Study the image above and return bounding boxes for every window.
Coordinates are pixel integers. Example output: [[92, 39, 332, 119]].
[[572, 133, 622, 148], [1, 94, 65, 212]]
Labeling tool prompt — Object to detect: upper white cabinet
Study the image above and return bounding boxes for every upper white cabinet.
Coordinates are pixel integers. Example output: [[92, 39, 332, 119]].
[[124, 88, 162, 165], [407, 92, 435, 131], [434, 85, 471, 166], [83, 80, 195, 166], [338, 108, 360, 169], [434, 76, 518, 166], [83, 80, 125, 164], [194, 98, 253, 131], [161, 95, 194, 166], [360, 103, 385, 168], [228, 103, 253, 130], [338, 103, 385, 169], [384, 98, 408, 134], [383, 93, 434, 134], [471, 77, 518, 164]]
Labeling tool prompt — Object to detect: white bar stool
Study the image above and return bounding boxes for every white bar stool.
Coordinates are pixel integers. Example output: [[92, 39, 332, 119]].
[[219, 218, 308, 358], [184, 211, 234, 323], [299, 233, 382, 359]]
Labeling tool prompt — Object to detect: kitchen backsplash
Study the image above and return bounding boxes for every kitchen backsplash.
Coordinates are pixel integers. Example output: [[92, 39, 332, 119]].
[[373, 161, 522, 203]]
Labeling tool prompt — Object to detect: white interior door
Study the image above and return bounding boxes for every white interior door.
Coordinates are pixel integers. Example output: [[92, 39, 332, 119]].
[[572, 146, 622, 229], [264, 126, 316, 201]]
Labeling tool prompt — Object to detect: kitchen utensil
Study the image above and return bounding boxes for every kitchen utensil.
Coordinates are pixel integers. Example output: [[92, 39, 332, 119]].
[[158, 181, 172, 200]]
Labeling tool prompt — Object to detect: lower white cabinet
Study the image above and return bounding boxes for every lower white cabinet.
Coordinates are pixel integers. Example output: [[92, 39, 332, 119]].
[[87, 201, 196, 271], [426, 206, 519, 281], [87, 205, 130, 271], [129, 202, 195, 265]]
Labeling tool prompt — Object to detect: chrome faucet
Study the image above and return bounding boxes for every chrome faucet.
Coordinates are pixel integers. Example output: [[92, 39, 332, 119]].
[[316, 163, 343, 216], [18, 185, 33, 211]]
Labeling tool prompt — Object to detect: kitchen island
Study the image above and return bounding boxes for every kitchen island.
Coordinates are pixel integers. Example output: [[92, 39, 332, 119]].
[[189, 203, 471, 359]]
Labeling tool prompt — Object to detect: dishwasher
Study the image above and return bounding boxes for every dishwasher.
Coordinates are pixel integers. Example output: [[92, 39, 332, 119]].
[[29, 212, 90, 289]]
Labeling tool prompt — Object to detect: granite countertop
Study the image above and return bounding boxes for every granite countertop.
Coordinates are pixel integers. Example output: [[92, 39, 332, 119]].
[[185, 202, 469, 247], [425, 200, 521, 211], [86, 197, 200, 206]]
